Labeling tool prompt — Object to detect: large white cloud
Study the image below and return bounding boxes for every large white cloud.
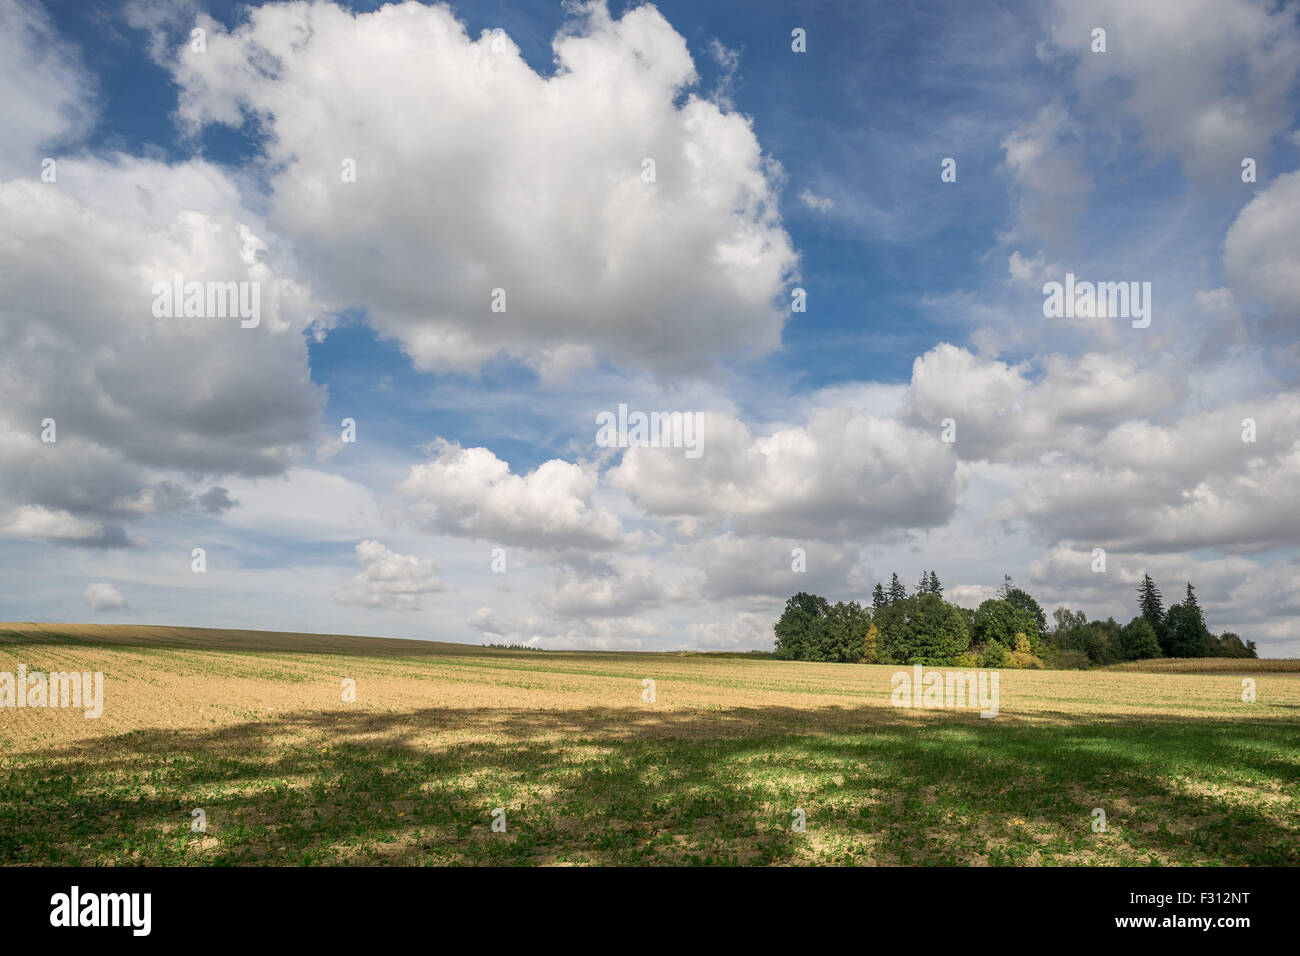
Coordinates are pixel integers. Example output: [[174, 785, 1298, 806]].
[[607, 408, 963, 539], [1047, 0, 1300, 181], [994, 394, 1300, 553], [0, 162, 325, 546], [166, 0, 797, 377], [902, 344, 1173, 462], [400, 440, 647, 552]]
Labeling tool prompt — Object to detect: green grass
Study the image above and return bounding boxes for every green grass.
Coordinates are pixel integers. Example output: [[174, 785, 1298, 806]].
[[3, 707, 1297, 866]]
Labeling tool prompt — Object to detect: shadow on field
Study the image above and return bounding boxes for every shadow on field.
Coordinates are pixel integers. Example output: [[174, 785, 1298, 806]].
[[2, 705, 1298, 866]]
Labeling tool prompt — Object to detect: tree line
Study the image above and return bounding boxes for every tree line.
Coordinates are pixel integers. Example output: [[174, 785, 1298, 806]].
[[773, 571, 1256, 667]]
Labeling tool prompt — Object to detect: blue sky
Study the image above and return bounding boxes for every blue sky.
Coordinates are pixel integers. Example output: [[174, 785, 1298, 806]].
[[2, 0, 1298, 653]]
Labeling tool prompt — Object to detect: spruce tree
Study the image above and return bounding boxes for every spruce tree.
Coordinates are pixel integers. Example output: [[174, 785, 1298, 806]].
[[917, 570, 931, 595], [888, 573, 907, 603], [1137, 574, 1164, 628], [928, 570, 943, 596], [871, 582, 886, 610]]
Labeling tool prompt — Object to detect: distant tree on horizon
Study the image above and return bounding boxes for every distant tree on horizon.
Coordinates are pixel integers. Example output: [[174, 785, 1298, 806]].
[[772, 572, 1256, 665]]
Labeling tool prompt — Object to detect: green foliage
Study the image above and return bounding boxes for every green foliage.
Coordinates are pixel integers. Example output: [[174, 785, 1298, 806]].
[[1137, 574, 1164, 629], [1211, 632, 1257, 659], [913, 569, 944, 596], [1119, 617, 1162, 661], [776, 573, 1253, 669], [1002, 586, 1046, 636], [820, 601, 873, 663], [1047, 612, 1123, 666], [874, 593, 970, 665], [979, 640, 1007, 667], [1043, 646, 1093, 670], [972, 599, 1042, 655], [1165, 602, 1212, 658], [772, 593, 871, 663], [773, 592, 831, 661], [1052, 607, 1087, 632]]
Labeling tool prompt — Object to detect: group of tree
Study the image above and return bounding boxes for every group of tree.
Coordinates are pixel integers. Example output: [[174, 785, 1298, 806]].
[[1046, 578, 1255, 666], [773, 571, 1255, 668], [771, 592, 876, 663]]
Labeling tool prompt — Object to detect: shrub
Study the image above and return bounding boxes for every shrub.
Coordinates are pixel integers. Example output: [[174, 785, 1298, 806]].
[[1044, 647, 1092, 670], [978, 641, 1007, 667], [1004, 650, 1044, 669]]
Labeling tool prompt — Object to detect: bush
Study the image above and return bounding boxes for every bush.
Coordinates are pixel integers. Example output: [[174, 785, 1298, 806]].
[[1043, 647, 1092, 670], [978, 641, 1007, 667], [1004, 650, 1044, 669]]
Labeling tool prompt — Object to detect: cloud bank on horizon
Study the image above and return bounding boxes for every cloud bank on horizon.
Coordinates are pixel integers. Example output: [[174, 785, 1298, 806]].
[[1, 0, 1298, 653]]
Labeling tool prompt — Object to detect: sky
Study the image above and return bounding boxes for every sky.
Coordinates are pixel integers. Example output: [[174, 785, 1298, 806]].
[[1, 0, 1298, 654]]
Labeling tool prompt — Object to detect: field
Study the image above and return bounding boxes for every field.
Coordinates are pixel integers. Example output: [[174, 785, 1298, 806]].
[[1, 623, 1297, 866]]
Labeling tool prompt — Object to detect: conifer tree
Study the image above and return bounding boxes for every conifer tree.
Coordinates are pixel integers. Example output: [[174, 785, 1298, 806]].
[[1137, 574, 1164, 629]]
